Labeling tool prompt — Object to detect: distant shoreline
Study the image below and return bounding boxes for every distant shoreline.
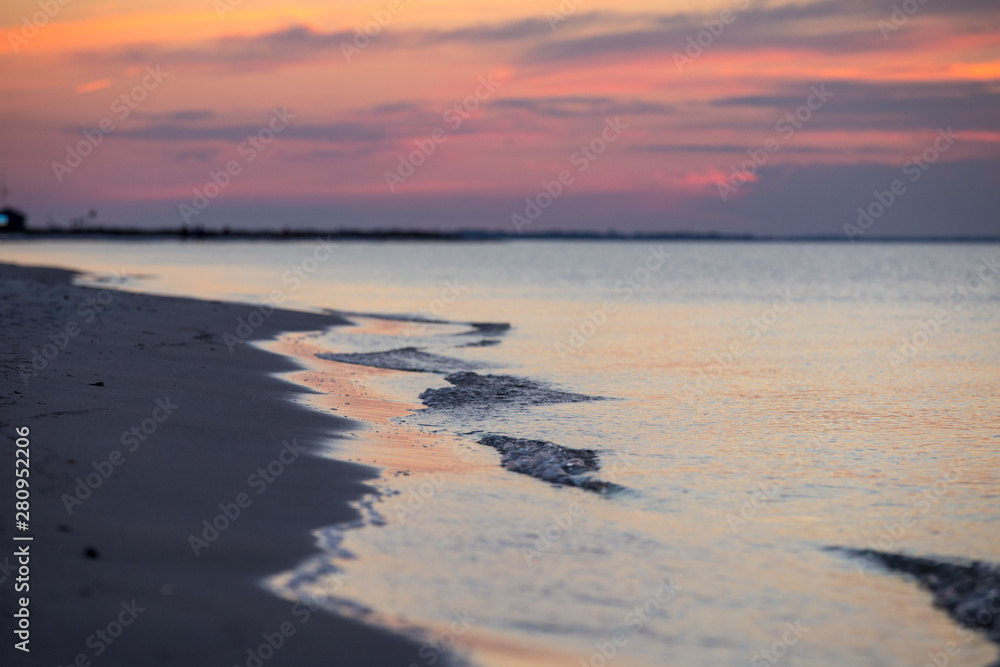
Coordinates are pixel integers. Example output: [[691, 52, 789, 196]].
[[3, 228, 999, 243]]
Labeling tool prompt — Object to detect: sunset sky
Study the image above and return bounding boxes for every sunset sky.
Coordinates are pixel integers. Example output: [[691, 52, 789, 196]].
[[1, 0, 998, 235]]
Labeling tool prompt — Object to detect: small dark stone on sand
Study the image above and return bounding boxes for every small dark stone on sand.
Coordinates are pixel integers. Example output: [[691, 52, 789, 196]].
[[84, 547, 100, 559], [90, 381, 104, 386]]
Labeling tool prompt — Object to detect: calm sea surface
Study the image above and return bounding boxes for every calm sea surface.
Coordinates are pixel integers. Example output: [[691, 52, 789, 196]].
[[4, 240, 999, 666]]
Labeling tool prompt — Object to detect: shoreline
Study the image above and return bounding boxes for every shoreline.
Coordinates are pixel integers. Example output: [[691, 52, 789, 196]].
[[6, 230, 1000, 243], [260, 330, 591, 667], [0, 261, 453, 666]]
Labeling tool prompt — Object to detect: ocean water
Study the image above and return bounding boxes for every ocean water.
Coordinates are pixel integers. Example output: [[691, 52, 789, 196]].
[[4, 240, 999, 666]]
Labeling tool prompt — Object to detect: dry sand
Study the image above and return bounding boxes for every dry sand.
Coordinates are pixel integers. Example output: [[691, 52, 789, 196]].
[[0, 262, 453, 666]]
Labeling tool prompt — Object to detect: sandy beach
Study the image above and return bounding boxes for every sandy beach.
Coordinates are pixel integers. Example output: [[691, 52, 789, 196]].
[[0, 261, 450, 666], [4, 0, 999, 660]]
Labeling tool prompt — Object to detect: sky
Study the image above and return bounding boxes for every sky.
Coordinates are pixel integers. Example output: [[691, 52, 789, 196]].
[[0, 0, 998, 236]]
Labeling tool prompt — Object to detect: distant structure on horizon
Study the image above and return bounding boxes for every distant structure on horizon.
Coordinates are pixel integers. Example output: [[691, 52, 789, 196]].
[[0, 207, 26, 232]]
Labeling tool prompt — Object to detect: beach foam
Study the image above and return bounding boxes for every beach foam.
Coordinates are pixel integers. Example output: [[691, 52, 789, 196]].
[[479, 435, 621, 493], [458, 322, 511, 336], [419, 372, 601, 410], [316, 347, 484, 373]]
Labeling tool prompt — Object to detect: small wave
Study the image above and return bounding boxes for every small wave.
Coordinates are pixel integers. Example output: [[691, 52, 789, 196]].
[[829, 547, 1000, 651], [317, 347, 483, 374], [322, 310, 449, 325], [459, 339, 501, 348], [321, 310, 510, 336], [418, 372, 601, 410], [458, 322, 511, 336], [479, 435, 621, 493]]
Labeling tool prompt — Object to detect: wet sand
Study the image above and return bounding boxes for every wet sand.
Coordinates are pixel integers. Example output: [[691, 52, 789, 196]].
[[261, 332, 591, 667]]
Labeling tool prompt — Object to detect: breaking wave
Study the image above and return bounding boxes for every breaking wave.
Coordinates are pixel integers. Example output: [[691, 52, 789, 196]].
[[479, 435, 622, 493], [316, 347, 485, 374], [418, 372, 602, 410]]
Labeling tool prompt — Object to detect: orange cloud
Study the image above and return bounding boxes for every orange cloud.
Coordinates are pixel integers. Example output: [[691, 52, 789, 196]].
[[75, 78, 112, 94]]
